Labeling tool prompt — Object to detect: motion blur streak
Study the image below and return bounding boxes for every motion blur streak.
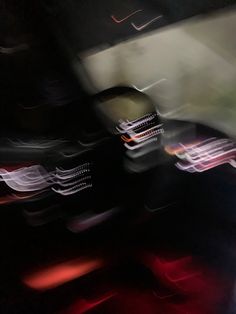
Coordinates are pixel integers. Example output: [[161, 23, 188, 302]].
[[0, 192, 44, 205], [111, 10, 142, 24], [133, 78, 167, 92], [67, 208, 118, 232], [0, 163, 92, 195], [8, 138, 67, 149], [117, 112, 163, 152], [116, 113, 157, 133], [64, 293, 116, 314], [0, 43, 29, 54], [23, 258, 104, 290], [121, 124, 164, 143], [131, 15, 163, 31], [124, 137, 157, 150], [0, 165, 51, 192], [165, 141, 201, 155], [166, 137, 236, 172]]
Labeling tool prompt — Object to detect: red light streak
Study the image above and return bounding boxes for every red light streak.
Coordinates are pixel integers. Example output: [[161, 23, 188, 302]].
[[23, 258, 104, 290], [65, 293, 116, 314]]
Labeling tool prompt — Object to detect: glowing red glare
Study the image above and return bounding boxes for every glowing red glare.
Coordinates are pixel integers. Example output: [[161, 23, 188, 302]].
[[144, 252, 231, 305], [23, 258, 104, 290], [146, 254, 203, 291]]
